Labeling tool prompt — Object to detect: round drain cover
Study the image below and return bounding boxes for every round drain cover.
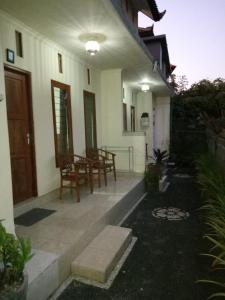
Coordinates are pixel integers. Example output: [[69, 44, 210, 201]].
[[152, 207, 190, 221]]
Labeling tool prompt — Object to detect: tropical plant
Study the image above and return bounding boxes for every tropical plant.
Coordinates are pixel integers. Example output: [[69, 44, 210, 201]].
[[0, 222, 33, 292], [196, 153, 225, 298], [152, 148, 169, 164]]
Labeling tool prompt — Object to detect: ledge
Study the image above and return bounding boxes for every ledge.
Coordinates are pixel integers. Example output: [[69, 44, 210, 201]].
[[122, 131, 146, 136]]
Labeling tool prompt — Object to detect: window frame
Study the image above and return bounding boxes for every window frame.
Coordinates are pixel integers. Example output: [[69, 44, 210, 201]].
[[51, 80, 74, 167]]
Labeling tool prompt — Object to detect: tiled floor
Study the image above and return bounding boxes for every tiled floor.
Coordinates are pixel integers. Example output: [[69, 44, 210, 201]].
[[15, 173, 142, 254], [15, 172, 144, 300]]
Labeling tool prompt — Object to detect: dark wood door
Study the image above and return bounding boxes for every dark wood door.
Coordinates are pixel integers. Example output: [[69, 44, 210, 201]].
[[83, 91, 97, 151], [5, 67, 36, 204]]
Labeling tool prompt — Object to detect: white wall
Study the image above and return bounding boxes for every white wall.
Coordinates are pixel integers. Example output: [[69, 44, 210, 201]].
[[0, 11, 102, 230], [136, 91, 154, 157], [0, 11, 101, 196], [101, 70, 145, 173], [122, 83, 136, 132], [154, 96, 171, 151], [0, 39, 15, 233]]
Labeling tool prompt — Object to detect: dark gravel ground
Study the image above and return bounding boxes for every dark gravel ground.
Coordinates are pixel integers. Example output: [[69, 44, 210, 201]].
[[58, 175, 216, 300]]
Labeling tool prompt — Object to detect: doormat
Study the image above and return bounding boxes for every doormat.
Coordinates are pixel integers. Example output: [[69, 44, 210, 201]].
[[15, 208, 56, 226]]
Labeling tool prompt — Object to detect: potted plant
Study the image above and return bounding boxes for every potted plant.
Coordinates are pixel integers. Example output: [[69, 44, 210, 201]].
[[145, 149, 169, 192], [0, 221, 33, 300]]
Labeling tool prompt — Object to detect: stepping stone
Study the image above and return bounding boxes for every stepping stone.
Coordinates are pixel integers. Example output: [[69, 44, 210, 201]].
[[71, 225, 132, 283]]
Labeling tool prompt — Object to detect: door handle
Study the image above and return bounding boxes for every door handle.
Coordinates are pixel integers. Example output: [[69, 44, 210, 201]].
[[27, 133, 30, 145]]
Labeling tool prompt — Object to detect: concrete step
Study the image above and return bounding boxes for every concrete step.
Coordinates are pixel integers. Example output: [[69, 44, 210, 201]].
[[71, 225, 132, 283]]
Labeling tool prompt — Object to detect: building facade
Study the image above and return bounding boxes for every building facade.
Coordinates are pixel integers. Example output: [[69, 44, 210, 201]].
[[0, 0, 173, 233]]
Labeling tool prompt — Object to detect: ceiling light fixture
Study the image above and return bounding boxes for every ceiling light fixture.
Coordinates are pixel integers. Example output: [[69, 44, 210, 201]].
[[141, 84, 150, 92], [85, 40, 100, 56], [79, 33, 106, 57]]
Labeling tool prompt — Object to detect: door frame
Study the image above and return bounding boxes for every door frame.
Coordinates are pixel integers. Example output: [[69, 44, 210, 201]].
[[83, 90, 97, 150], [4, 64, 38, 200]]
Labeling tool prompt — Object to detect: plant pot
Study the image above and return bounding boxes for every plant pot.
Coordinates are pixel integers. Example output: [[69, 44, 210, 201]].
[[0, 274, 28, 300], [145, 163, 161, 192]]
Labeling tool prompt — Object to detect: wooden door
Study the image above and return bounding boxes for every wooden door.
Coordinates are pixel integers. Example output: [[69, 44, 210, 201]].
[[5, 67, 37, 204], [131, 105, 135, 131], [83, 91, 97, 151]]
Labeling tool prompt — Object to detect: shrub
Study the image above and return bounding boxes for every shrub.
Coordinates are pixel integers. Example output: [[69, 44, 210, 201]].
[[0, 222, 33, 291]]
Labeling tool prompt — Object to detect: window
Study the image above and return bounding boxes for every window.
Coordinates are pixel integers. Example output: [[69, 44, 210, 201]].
[[131, 105, 135, 131], [83, 91, 97, 150], [58, 53, 63, 73], [51, 80, 73, 166], [15, 31, 23, 57], [87, 68, 90, 85], [123, 103, 127, 131]]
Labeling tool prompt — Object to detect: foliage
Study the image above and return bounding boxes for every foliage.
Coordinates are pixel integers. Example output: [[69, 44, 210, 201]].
[[0, 222, 33, 291], [196, 153, 225, 298], [152, 149, 169, 164], [171, 78, 225, 167], [145, 149, 168, 192], [172, 78, 225, 130]]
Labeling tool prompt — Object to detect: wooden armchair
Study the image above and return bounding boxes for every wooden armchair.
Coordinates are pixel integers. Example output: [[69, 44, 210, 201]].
[[98, 149, 116, 181], [59, 155, 93, 202], [73, 154, 101, 189], [86, 148, 116, 184], [86, 149, 107, 186]]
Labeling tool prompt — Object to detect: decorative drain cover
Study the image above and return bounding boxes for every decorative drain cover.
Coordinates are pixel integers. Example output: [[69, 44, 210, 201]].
[[152, 207, 190, 221]]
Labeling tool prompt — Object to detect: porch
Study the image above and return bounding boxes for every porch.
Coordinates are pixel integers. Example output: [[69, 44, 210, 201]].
[[14, 172, 145, 300]]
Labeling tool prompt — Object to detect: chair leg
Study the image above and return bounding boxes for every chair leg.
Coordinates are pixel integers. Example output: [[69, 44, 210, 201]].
[[113, 164, 116, 181], [103, 168, 107, 186], [89, 173, 93, 193], [75, 180, 80, 202], [70, 181, 73, 194], [60, 179, 63, 199], [98, 168, 101, 188]]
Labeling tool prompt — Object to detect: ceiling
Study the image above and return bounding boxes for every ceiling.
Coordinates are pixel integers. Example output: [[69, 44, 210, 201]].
[[0, 0, 171, 95]]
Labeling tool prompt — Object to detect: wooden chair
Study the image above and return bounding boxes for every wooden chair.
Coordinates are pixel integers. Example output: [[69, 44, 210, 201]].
[[86, 148, 116, 184], [98, 148, 116, 181], [59, 155, 93, 202], [73, 154, 101, 189], [86, 149, 108, 186]]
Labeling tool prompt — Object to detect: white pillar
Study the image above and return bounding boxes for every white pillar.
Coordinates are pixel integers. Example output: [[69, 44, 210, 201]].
[[0, 45, 15, 233], [154, 96, 171, 152], [136, 91, 154, 157], [100, 69, 123, 146]]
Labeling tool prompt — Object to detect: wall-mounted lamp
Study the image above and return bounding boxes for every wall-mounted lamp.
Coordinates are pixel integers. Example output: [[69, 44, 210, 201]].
[[85, 40, 100, 56], [141, 84, 150, 92], [141, 112, 150, 128]]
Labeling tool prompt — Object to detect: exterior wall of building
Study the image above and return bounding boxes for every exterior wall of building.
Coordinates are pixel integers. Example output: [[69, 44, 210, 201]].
[[122, 83, 137, 132], [136, 91, 154, 158], [101, 70, 145, 172], [0, 11, 102, 230], [0, 42, 14, 233], [145, 42, 162, 67], [154, 96, 171, 151]]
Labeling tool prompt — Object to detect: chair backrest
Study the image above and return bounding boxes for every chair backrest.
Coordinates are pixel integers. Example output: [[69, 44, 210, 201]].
[[58, 155, 74, 173], [86, 148, 99, 160]]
